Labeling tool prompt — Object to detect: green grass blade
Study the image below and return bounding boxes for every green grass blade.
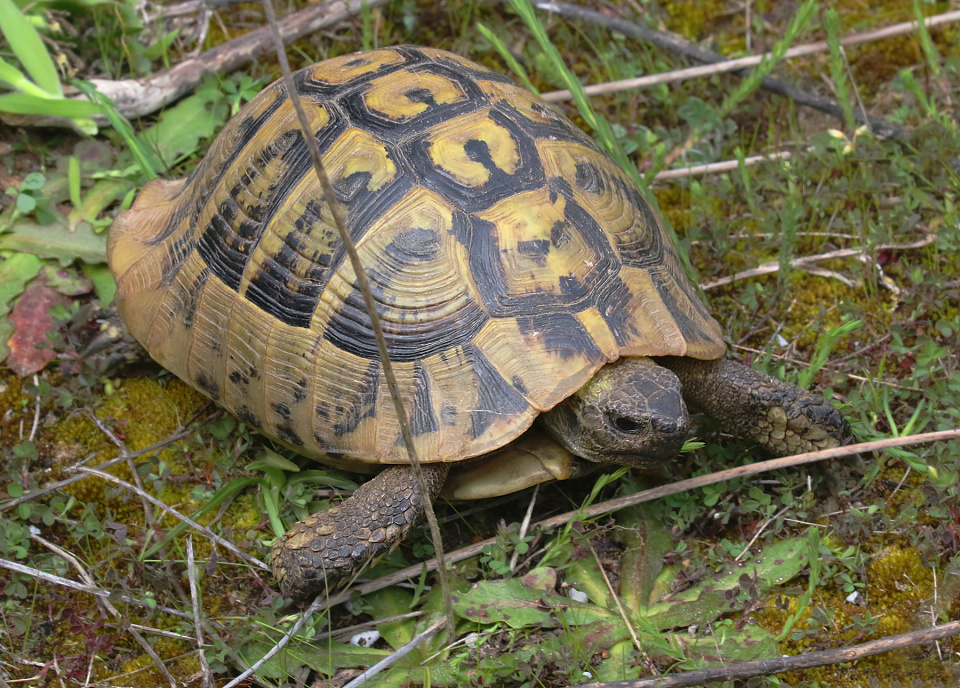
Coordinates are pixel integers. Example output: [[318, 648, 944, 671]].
[[477, 22, 539, 94], [0, 91, 103, 117], [0, 0, 62, 97], [824, 9, 855, 131], [72, 79, 158, 180], [0, 58, 49, 98]]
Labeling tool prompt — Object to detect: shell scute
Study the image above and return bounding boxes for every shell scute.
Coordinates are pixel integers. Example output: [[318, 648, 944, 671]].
[[109, 45, 725, 466]]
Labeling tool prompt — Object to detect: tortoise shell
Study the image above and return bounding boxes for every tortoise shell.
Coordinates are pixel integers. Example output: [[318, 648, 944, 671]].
[[108, 45, 725, 467]]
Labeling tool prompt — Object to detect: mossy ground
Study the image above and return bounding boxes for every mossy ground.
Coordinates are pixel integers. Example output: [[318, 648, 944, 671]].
[[2, 1, 959, 687]]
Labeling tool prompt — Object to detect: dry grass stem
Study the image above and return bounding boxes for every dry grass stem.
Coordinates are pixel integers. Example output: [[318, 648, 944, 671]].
[[653, 151, 791, 180], [540, 9, 960, 102], [77, 465, 269, 571], [341, 617, 446, 688], [576, 620, 960, 688], [700, 235, 937, 290], [315, 429, 960, 613]]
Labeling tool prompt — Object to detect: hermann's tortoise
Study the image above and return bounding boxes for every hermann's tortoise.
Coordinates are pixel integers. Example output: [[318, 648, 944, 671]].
[[108, 45, 851, 600]]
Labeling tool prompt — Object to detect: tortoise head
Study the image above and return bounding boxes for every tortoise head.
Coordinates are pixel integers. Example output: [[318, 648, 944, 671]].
[[539, 357, 689, 468]]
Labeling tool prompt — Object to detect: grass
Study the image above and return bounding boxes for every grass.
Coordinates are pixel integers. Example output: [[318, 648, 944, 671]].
[[1, 1, 959, 687]]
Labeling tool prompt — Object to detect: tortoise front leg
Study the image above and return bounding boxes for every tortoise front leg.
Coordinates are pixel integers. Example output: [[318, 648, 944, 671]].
[[658, 357, 851, 456], [270, 462, 450, 599]]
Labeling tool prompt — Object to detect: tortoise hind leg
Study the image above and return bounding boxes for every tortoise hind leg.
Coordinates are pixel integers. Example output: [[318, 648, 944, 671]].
[[270, 462, 450, 599], [658, 357, 851, 456]]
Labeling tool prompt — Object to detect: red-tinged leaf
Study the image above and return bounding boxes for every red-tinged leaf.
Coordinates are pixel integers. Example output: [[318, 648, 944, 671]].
[[6, 279, 69, 375]]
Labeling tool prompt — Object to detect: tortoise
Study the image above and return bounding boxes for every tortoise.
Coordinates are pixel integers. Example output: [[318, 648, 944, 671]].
[[108, 45, 850, 600]]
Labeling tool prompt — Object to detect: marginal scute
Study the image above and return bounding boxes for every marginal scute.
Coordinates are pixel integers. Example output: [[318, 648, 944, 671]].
[[108, 45, 725, 469]]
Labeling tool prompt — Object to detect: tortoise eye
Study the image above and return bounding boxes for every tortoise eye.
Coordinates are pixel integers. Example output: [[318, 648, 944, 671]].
[[610, 415, 643, 434]]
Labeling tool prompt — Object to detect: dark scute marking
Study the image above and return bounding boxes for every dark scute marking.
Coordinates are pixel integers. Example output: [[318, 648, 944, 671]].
[[276, 424, 304, 446], [324, 284, 488, 362], [410, 361, 439, 437], [160, 234, 197, 287], [332, 360, 380, 436], [339, 60, 485, 137], [194, 372, 220, 401], [511, 375, 528, 396], [468, 188, 618, 317], [615, 183, 664, 269], [647, 263, 715, 343], [244, 236, 325, 328], [148, 88, 287, 246], [594, 278, 643, 348], [575, 162, 605, 194], [324, 212, 488, 362], [440, 402, 458, 427], [229, 370, 250, 386], [236, 407, 262, 428], [464, 345, 529, 440], [345, 58, 369, 68], [388, 227, 440, 261], [516, 312, 605, 362], [292, 377, 308, 403], [550, 220, 571, 249], [405, 87, 437, 107], [404, 106, 544, 213], [181, 267, 210, 330], [334, 169, 373, 203], [196, 204, 254, 292], [517, 238, 550, 263], [272, 402, 292, 420], [558, 275, 582, 297]]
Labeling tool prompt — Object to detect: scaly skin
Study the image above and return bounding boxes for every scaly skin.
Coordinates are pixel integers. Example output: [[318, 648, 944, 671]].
[[268, 355, 850, 600], [270, 463, 450, 599], [658, 357, 851, 456]]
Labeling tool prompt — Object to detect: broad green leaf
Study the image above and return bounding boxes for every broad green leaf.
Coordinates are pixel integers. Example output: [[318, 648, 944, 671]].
[[0, 220, 108, 265], [452, 570, 612, 630], [644, 538, 807, 630], [0, 0, 61, 96], [138, 90, 229, 167], [0, 92, 103, 117], [616, 499, 674, 615], [80, 262, 116, 304], [240, 639, 386, 680], [671, 623, 779, 664]]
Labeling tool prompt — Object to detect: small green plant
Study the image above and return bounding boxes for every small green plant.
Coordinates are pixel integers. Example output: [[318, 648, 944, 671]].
[[0, 0, 105, 133]]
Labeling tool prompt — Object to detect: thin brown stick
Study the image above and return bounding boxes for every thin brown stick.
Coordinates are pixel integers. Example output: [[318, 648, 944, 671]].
[[700, 235, 937, 290], [535, 1, 958, 138], [45, 0, 386, 124], [77, 466, 269, 571], [258, 0, 456, 636], [317, 429, 960, 612], [0, 412, 214, 513], [575, 620, 960, 687]]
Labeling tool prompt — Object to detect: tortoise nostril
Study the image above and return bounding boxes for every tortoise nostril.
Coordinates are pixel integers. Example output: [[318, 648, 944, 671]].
[[651, 416, 682, 435]]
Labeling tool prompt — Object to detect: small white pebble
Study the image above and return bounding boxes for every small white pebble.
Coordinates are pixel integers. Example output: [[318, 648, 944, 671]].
[[29, 525, 41, 536], [350, 630, 380, 647], [776, 334, 789, 347], [846, 591, 862, 604], [567, 587, 589, 603], [581, 671, 593, 680]]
